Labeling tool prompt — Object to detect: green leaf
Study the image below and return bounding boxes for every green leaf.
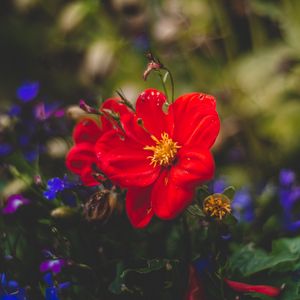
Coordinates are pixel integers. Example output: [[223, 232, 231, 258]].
[[227, 237, 300, 277], [122, 259, 179, 277], [223, 214, 238, 226], [109, 259, 179, 295], [109, 262, 126, 295], [222, 186, 236, 200], [186, 204, 205, 217], [196, 185, 210, 202]]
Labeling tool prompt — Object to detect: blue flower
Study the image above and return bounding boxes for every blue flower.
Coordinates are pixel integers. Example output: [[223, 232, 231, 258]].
[[43, 273, 70, 300], [212, 178, 227, 193], [0, 144, 12, 156], [16, 82, 39, 103], [43, 177, 67, 200], [279, 169, 300, 231], [231, 188, 254, 222], [0, 273, 27, 300], [43, 176, 76, 203], [8, 105, 21, 117], [279, 169, 295, 187]]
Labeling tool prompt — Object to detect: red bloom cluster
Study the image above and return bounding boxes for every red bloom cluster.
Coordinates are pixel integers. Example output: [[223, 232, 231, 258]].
[[66, 89, 220, 227]]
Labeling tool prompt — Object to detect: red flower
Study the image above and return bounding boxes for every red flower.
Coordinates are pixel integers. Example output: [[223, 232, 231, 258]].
[[224, 278, 281, 297], [95, 89, 220, 227], [66, 99, 131, 186], [185, 265, 206, 300]]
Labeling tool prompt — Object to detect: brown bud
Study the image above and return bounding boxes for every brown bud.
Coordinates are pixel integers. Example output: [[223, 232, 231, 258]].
[[143, 52, 163, 81], [83, 190, 119, 222]]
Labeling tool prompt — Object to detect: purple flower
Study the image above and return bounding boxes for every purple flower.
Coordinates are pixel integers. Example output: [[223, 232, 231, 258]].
[[2, 195, 30, 214], [34, 102, 64, 121], [231, 188, 254, 222], [279, 169, 295, 187], [40, 259, 66, 274], [16, 82, 39, 102]]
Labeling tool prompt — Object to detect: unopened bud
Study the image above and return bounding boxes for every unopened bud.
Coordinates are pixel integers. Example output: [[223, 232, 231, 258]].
[[84, 190, 119, 222], [34, 175, 42, 185], [79, 100, 101, 115], [143, 52, 163, 81], [51, 206, 77, 219]]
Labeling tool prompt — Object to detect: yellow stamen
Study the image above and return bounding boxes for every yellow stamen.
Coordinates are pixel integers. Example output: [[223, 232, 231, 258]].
[[144, 132, 181, 167], [203, 194, 231, 220]]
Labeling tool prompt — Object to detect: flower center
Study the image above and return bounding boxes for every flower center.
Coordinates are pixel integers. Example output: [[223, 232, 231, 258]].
[[144, 133, 181, 167], [203, 194, 231, 220]]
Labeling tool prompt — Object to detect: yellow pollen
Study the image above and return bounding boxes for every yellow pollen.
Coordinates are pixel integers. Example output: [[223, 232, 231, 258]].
[[144, 133, 181, 167], [203, 194, 232, 220]]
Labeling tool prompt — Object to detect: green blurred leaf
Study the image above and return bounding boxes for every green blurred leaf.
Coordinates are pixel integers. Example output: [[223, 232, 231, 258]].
[[227, 237, 300, 277], [187, 204, 205, 217], [222, 186, 236, 200], [223, 214, 238, 226]]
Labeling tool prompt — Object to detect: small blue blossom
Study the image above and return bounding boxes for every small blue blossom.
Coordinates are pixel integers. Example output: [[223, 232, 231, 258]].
[[43, 178, 66, 200], [43, 273, 70, 300], [8, 105, 21, 117], [279, 169, 295, 187], [193, 257, 214, 276], [16, 82, 39, 102], [278, 169, 300, 231], [0, 273, 27, 300], [0, 144, 12, 156], [212, 178, 227, 193], [231, 188, 254, 222], [43, 176, 75, 201], [22, 149, 39, 162]]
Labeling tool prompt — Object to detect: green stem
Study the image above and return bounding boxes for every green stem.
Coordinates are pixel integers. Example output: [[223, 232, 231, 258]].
[[157, 70, 169, 101], [163, 67, 175, 103]]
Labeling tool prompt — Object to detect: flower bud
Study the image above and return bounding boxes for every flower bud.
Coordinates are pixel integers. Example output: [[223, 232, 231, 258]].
[[84, 190, 119, 222], [51, 207, 77, 219]]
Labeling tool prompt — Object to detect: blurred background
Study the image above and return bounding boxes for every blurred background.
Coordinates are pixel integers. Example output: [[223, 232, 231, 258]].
[[2, 0, 300, 188], [2, 0, 300, 299]]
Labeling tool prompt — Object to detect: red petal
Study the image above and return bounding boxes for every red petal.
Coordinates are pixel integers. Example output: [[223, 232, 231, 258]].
[[126, 187, 154, 228], [185, 265, 207, 300], [81, 167, 103, 186], [95, 130, 160, 187], [171, 147, 215, 189], [73, 118, 102, 144], [224, 279, 281, 297], [136, 89, 172, 138], [66, 143, 96, 174], [121, 113, 153, 146], [151, 169, 194, 219], [171, 93, 220, 149], [66, 143, 102, 186], [100, 98, 133, 131]]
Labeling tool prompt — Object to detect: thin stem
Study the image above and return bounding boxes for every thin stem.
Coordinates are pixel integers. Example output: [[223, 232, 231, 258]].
[[157, 70, 169, 101], [163, 67, 175, 103]]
